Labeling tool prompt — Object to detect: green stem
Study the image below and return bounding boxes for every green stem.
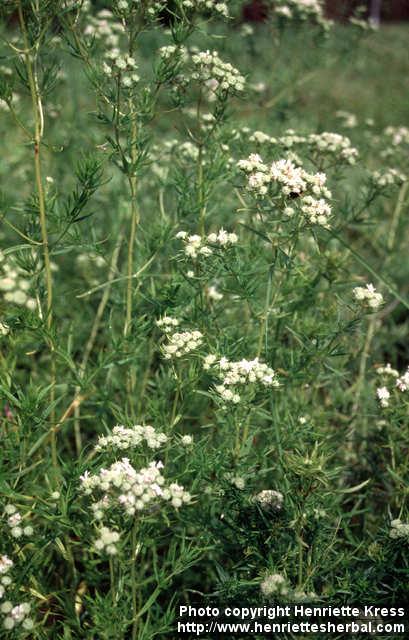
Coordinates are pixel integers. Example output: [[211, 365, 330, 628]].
[[131, 519, 138, 640], [124, 23, 140, 340], [197, 144, 206, 236], [298, 538, 303, 588], [109, 557, 115, 606], [17, 1, 57, 470], [73, 233, 124, 453], [387, 181, 408, 251], [257, 223, 301, 357], [196, 89, 206, 235], [124, 171, 139, 338]]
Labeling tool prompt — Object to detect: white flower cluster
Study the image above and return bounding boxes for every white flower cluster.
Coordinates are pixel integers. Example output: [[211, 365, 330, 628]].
[[229, 475, 246, 490], [390, 519, 409, 541], [84, 9, 124, 47], [200, 112, 217, 131], [159, 44, 188, 62], [0, 554, 34, 630], [254, 489, 284, 511], [0, 252, 36, 310], [207, 229, 238, 246], [349, 16, 374, 30], [299, 195, 332, 228], [116, 0, 130, 10], [238, 155, 332, 227], [384, 126, 409, 147], [269, 158, 326, 196], [191, 50, 245, 94], [376, 363, 398, 378], [376, 364, 409, 408], [4, 505, 33, 539], [274, 0, 326, 23], [0, 556, 13, 576], [94, 526, 120, 555], [103, 50, 140, 88], [207, 285, 223, 301], [176, 229, 238, 259], [115, 0, 166, 20], [260, 573, 289, 597], [162, 329, 203, 359], [237, 153, 270, 193], [278, 129, 309, 149], [376, 386, 390, 408], [307, 132, 358, 164], [270, 128, 357, 164], [76, 252, 105, 270], [0, 556, 13, 601], [181, 0, 229, 16], [153, 139, 204, 165], [396, 367, 409, 392], [95, 424, 168, 452], [0, 602, 33, 631], [335, 110, 358, 129], [204, 355, 279, 403], [249, 131, 277, 145], [156, 316, 180, 332], [371, 168, 406, 188], [64, 0, 91, 10], [80, 457, 191, 514], [178, 141, 200, 161], [353, 283, 383, 309]]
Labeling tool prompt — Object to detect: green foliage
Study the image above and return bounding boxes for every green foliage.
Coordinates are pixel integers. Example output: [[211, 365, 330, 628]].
[[0, 1, 409, 637]]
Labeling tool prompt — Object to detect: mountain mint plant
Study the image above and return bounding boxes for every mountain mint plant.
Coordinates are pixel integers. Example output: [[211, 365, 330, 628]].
[[0, 0, 408, 637]]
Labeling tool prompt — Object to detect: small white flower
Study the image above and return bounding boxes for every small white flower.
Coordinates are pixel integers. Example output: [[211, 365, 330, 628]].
[[255, 490, 284, 510], [390, 518, 409, 541], [231, 476, 245, 490], [376, 386, 390, 408], [205, 356, 279, 403], [0, 556, 13, 575], [396, 367, 409, 392], [353, 284, 383, 309], [4, 505, 16, 516], [207, 286, 223, 301], [1, 601, 13, 614], [162, 330, 203, 359], [260, 573, 288, 597]]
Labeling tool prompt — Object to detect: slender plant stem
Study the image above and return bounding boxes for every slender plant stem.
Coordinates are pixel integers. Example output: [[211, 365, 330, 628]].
[[73, 233, 124, 453], [387, 181, 408, 251], [352, 317, 377, 417], [109, 557, 115, 606], [124, 169, 139, 338], [297, 534, 304, 588], [196, 89, 206, 235], [131, 519, 139, 640], [257, 225, 300, 357], [257, 269, 273, 357], [17, 1, 57, 470], [197, 144, 206, 236], [137, 335, 154, 415], [124, 22, 140, 340], [123, 96, 140, 416]]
